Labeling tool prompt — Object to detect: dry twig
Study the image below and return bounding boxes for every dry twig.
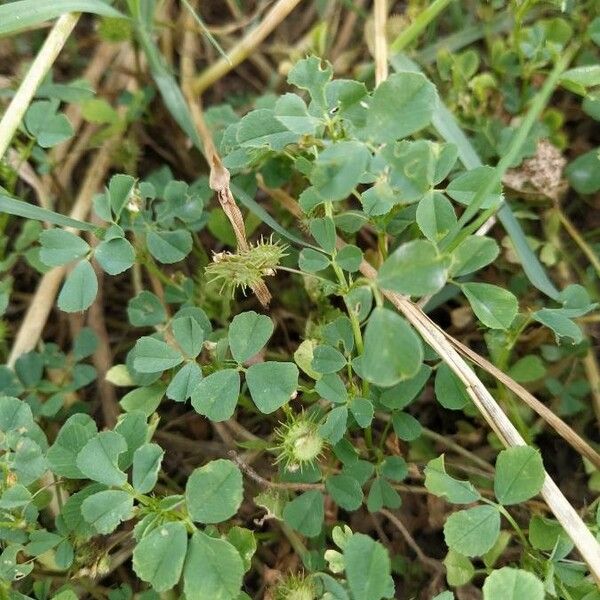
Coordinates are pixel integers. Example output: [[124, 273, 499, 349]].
[[380, 508, 443, 574], [229, 451, 322, 491], [373, 0, 388, 85]]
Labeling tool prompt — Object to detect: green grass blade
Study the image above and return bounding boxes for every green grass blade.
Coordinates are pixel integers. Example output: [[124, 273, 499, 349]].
[[390, 0, 455, 54], [416, 12, 514, 65], [432, 102, 482, 170], [0, 194, 95, 231], [133, 20, 204, 152], [0, 0, 125, 36], [391, 54, 560, 300], [180, 0, 229, 63], [497, 207, 560, 299]]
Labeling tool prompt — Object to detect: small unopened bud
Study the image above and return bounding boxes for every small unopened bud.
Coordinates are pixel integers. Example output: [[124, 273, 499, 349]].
[[126, 187, 142, 213]]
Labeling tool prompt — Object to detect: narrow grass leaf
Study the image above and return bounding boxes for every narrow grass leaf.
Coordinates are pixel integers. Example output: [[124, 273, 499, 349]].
[[0, 194, 95, 231], [0, 0, 125, 37]]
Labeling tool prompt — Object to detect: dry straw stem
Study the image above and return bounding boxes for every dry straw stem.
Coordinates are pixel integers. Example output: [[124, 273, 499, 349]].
[[192, 0, 303, 95], [0, 13, 80, 161], [583, 350, 600, 427], [360, 259, 600, 580], [55, 43, 119, 164], [53, 42, 123, 190], [556, 208, 600, 280], [6, 149, 51, 211], [373, 0, 388, 85], [379, 508, 442, 574], [451, 336, 600, 469], [331, 0, 367, 62], [88, 216, 119, 429]]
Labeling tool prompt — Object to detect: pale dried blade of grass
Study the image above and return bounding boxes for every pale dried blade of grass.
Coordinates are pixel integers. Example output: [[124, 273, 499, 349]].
[[0, 13, 79, 161], [6, 149, 51, 211], [373, 0, 388, 85], [450, 336, 600, 469], [359, 258, 600, 580]]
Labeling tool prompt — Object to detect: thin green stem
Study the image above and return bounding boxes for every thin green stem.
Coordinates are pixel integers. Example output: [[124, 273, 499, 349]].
[[53, 474, 64, 512], [180, 0, 230, 62], [280, 522, 311, 566], [277, 265, 334, 286], [377, 231, 388, 262], [378, 419, 392, 451], [481, 498, 529, 548], [325, 201, 372, 443], [390, 0, 455, 54], [498, 504, 529, 549], [325, 207, 365, 358], [343, 296, 365, 356], [421, 426, 493, 472], [0, 138, 36, 238]]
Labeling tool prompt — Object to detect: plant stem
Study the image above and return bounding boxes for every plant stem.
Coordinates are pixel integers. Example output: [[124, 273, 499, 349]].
[[556, 207, 600, 279], [277, 265, 333, 286], [0, 13, 79, 162], [421, 426, 493, 472], [497, 504, 529, 549], [343, 295, 365, 356], [324, 200, 372, 442], [389, 0, 455, 54], [280, 522, 312, 566]]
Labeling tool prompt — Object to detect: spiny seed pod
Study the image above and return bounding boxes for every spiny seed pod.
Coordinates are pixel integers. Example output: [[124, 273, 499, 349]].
[[275, 573, 316, 600], [272, 413, 325, 472], [205, 237, 287, 298]]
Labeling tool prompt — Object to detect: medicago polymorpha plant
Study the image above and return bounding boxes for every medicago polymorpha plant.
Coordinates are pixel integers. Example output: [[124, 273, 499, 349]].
[[0, 1, 599, 599]]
